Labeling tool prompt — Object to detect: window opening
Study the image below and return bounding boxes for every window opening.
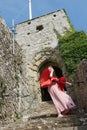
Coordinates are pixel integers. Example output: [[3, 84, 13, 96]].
[[28, 21, 31, 24], [36, 25, 43, 31], [27, 32, 30, 35], [53, 14, 56, 17]]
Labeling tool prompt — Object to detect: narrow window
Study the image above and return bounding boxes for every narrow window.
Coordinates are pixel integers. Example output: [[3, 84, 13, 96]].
[[28, 21, 31, 24], [36, 25, 43, 31]]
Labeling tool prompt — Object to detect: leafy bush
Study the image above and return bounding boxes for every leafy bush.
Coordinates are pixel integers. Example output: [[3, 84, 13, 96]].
[[59, 31, 87, 76]]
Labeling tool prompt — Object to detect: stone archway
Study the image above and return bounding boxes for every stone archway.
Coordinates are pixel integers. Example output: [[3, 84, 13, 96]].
[[28, 47, 66, 104]]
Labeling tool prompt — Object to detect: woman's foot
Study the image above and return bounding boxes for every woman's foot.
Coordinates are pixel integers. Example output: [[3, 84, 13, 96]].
[[58, 114, 64, 118], [62, 110, 69, 115]]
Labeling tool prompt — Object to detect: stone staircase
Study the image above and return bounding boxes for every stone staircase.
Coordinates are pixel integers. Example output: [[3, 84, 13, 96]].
[[30, 101, 57, 119], [1, 101, 87, 130]]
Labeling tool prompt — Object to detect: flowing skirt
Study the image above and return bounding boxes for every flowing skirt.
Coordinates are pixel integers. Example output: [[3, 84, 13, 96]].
[[48, 82, 76, 115]]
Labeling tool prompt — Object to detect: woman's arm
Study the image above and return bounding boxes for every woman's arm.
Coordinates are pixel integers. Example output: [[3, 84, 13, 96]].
[[65, 81, 72, 86], [40, 79, 52, 88], [51, 76, 59, 82]]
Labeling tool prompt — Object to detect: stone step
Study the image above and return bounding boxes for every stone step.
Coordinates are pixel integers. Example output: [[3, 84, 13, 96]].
[[1, 114, 87, 130], [1, 101, 87, 130], [29, 101, 79, 119], [30, 101, 57, 119]]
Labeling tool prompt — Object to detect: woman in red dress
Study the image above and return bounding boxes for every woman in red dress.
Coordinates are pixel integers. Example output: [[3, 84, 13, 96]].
[[40, 66, 76, 117]]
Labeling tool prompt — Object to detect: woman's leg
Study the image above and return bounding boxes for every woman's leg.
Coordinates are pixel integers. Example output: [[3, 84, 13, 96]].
[[48, 83, 64, 117], [48, 83, 76, 116]]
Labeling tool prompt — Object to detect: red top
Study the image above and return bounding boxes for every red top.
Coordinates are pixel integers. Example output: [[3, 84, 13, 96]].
[[40, 68, 52, 88], [40, 68, 66, 91], [51, 76, 66, 91], [58, 77, 66, 91]]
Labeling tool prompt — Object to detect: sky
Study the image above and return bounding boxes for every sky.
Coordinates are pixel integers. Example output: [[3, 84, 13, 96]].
[[0, 0, 87, 33]]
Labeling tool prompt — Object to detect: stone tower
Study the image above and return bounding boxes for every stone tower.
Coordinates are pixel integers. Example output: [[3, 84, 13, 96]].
[[15, 9, 71, 116]]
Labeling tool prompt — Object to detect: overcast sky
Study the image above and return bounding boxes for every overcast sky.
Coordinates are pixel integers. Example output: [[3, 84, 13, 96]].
[[0, 0, 87, 33]]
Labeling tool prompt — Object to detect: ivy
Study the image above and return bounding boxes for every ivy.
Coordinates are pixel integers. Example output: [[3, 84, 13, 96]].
[[58, 31, 87, 76]]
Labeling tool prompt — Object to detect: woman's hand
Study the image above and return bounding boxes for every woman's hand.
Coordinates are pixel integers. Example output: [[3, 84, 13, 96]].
[[66, 82, 72, 86], [51, 77, 59, 82]]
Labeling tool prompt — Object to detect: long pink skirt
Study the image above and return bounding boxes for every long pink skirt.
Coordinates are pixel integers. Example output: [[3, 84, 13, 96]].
[[48, 82, 76, 115]]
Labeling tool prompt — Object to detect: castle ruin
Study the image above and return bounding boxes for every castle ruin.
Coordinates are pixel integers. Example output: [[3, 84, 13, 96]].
[[15, 9, 71, 116]]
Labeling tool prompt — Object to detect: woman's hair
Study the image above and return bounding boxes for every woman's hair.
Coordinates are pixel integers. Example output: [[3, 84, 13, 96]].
[[53, 66, 63, 78]]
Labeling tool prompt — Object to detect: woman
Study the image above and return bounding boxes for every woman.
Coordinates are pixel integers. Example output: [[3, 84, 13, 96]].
[[40, 66, 76, 117]]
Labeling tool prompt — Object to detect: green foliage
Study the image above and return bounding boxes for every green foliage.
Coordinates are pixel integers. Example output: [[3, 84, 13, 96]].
[[15, 112, 21, 119], [14, 56, 22, 66], [53, 28, 62, 40], [14, 55, 23, 74], [59, 31, 87, 76], [63, 9, 74, 32]]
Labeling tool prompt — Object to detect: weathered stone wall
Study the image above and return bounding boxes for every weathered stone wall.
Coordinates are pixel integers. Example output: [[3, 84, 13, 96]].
[[0, 17, 22, 121], [16, 9, 70, 64], [74, 59, 87, 112], [15, 9, 71, 115]]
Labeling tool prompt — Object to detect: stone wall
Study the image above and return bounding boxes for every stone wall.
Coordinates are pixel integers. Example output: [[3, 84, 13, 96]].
[[74, 59, 87, 112], [0, 17, 22, 121], [15, 9, 71, 116]]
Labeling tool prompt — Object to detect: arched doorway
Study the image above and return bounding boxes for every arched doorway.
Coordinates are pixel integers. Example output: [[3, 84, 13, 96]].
[[39, 64, 63, 102]]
